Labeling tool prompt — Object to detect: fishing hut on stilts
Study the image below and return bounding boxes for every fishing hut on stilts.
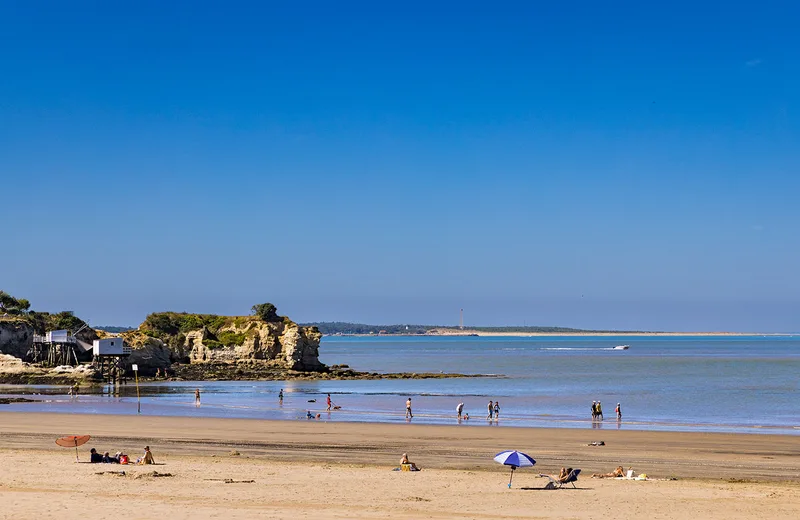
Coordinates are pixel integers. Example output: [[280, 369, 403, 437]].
[[30, 329, 87, 366], [92, 338, 132, 384]]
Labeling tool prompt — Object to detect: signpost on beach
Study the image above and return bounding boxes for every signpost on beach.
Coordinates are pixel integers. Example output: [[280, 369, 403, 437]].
[[132, 364, 140, 414]]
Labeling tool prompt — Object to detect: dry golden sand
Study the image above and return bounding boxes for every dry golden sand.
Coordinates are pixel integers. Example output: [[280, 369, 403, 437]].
[[1, 413, 799, 519]]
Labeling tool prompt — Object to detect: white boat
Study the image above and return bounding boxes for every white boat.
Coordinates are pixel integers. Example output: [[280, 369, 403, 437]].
[[613, 345, 630, 350]]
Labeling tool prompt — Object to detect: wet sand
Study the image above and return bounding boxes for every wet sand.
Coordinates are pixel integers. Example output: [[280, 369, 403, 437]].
[[1, 412, 799, 519]]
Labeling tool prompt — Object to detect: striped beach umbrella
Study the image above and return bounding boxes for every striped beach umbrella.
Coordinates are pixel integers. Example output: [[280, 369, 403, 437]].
[[494, 450, 536, 488]]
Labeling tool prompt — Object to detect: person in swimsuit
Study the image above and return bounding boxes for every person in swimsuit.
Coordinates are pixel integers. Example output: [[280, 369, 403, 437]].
[[195, 388, 201, 406], [406, 397, 413, 418], [279, 389, 283, 404], [615, 403, 621, 420], [326, 393, 332, 411], [494, 401, 500, 420], [487, 400, 493, 420]]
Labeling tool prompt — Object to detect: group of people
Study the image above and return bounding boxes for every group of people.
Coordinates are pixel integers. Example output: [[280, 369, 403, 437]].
[[453, 400, 499, 421], [89, 446, 154, 465], [591, 401, 622, 421], [487, 400, 500, 420]]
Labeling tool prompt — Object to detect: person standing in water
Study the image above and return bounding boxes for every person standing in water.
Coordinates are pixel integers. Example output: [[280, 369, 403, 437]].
[[406, 397, 413, 419], [326, 393, 332, 411], [487, 400, 494, 420], [591, 401, 597, 420], [597, 401, 604, 420], [195, 388, 201, 406], [279, 389, 284, 405], [615, 403, 622, 420], [456, 402, 464, 419], [494, 401, 500, 420]]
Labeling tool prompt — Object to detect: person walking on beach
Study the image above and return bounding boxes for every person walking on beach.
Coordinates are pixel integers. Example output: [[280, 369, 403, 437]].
[[597, 401, 604, 420], [406, 397, 413, 419], [615, 403, 622, 420], [195, 388, 201, 406], [487, 400, 494, 420], [591, 401, 597, 420], [326, 393, 332, 411], [494, 401, 500, 420], [456, 402, 464, 419]]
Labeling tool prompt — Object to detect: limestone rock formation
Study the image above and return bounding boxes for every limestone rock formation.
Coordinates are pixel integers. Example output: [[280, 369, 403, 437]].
[[183, 319, 323, 370], [0, 319, 34, 359]]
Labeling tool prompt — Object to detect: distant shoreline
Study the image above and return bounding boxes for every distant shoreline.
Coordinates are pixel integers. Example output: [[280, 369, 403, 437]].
[[329, 330, 794, 337]]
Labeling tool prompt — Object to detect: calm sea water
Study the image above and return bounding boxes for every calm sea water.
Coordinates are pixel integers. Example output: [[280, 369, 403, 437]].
[[2, 335, 799, 434]]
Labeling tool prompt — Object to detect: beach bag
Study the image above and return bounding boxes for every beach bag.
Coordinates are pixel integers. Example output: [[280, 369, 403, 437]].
[[120, 455, 129, 465]]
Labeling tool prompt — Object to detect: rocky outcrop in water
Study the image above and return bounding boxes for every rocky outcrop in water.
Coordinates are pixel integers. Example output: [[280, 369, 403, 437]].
[[118, 307, 324, 376]]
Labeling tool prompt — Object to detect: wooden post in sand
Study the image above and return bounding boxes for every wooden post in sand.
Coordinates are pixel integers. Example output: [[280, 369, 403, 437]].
[[132, 364, 140, 414]]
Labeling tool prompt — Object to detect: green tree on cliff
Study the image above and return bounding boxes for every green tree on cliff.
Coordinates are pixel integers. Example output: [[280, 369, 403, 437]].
[[0, 291, 31, 315], [251, 302, 280, 322]]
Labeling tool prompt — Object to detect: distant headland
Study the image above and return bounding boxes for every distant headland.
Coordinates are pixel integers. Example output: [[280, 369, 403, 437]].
[[301, 322, 759, 337]]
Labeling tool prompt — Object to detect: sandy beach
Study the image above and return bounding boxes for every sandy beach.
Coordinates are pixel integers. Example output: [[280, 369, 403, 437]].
[[0, 413, 798, 519]]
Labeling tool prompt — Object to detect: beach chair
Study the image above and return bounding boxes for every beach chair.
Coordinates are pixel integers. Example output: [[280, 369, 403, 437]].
[[538, 469, 581, 489], [559, 469, 581, 488]]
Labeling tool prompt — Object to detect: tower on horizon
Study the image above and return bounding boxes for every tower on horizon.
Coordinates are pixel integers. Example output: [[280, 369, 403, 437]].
[[459, 308, 464, 330]]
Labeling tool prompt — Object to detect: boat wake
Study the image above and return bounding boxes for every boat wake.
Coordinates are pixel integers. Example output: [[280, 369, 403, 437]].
[[540, 346, 630, 351]]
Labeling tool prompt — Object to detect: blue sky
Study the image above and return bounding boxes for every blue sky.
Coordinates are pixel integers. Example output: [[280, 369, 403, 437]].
[[1, 1, 798, 331]]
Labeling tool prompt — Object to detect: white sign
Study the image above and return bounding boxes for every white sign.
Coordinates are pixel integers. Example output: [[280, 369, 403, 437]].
[[131, 364, 138, 371]]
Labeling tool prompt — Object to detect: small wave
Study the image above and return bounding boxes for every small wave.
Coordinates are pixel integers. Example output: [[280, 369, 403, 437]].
[[540, 347, 626, 351]]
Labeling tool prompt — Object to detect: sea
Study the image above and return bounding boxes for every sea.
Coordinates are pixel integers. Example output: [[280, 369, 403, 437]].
[[2, 335, 799, 435]]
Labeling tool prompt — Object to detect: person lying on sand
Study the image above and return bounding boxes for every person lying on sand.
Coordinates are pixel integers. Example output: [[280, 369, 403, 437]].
[[592, 466, 624, 478], [102, 452, 119, 464], [89, 448, 103, 463]]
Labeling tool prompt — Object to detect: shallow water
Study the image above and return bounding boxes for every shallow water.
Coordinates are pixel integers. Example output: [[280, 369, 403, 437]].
[[2, 335, 799, 434]]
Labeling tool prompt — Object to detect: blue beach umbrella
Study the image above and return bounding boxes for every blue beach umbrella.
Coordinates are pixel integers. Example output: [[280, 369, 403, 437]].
[[494, 450, 536, 488]]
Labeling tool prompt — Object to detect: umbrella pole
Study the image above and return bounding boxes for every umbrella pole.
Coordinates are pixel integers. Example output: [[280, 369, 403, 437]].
[[75, 440, 79, 463], [508, 466, 515, 488]]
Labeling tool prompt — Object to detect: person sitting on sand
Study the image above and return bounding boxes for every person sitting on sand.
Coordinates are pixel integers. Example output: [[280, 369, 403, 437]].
[[137, 446, 155, 465], [89, 448, 103, 463], [592, 466, 624, 478], [400, 453, 420, 471]]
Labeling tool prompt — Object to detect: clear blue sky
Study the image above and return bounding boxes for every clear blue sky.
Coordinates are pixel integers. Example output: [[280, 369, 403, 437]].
[[2, 1, 798, 331]]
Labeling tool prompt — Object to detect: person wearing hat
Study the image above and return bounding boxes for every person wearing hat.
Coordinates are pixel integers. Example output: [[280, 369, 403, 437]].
[[137, 446, 155, 465], [615, 403, 622, 420]]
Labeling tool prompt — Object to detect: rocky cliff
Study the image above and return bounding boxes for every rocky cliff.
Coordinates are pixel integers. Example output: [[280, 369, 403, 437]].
[[0, 319, 34, 359], [119, 310, 323, 376]]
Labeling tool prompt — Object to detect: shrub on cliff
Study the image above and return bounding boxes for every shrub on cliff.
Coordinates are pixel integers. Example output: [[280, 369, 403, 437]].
[[251, 303, 280, 323], [140, 312, 233, 339]]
